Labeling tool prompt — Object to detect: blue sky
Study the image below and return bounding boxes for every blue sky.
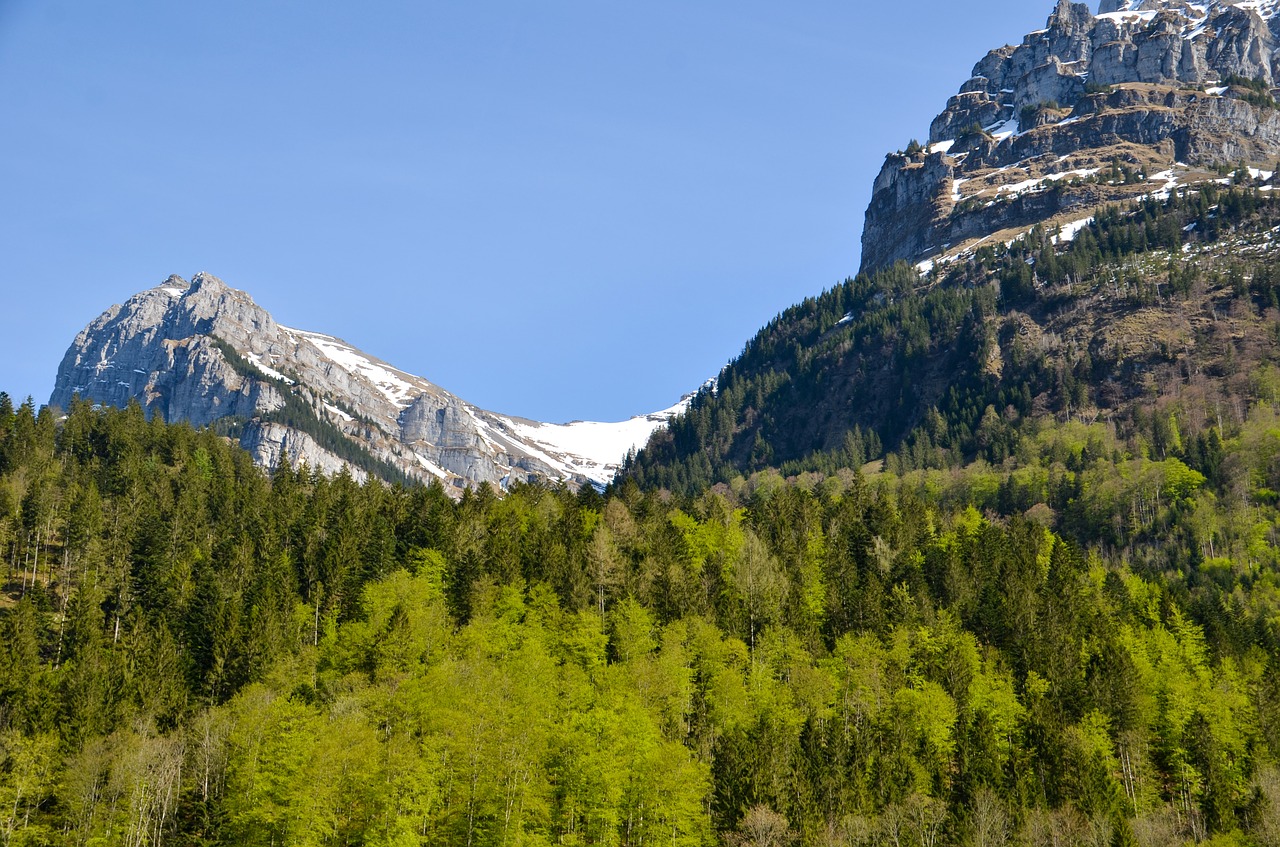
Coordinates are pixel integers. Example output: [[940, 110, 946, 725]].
[[1, 0, 1051, 422]]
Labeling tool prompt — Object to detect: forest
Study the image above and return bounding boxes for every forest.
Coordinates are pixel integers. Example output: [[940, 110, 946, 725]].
[[2, 379, 1280, 846]]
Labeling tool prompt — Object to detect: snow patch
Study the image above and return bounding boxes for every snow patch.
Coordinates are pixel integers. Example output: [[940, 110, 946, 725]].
[[995, 167, 1101, 199], [1096, 10, 1159, 25], [244, 352, 296, 385], [1235, 0, 1280, 20], [500, 398, 691, 485], [411, 452, 450, 481], [324, 402, 353, 423], [1184, 22, 1210, 40], [1053, 217, 1095, 245], [1145, 169, 1183, 201], [985, 117, 1020, 142], [287, 328, 421, 408]]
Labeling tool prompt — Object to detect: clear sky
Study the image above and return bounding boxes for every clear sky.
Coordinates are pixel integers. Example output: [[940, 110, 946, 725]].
[[0, 0, 1053, 423]]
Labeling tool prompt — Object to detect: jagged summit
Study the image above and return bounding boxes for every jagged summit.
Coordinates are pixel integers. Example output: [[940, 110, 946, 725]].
[[51, 274, 694, 492], [860, 0, 1280, 274]]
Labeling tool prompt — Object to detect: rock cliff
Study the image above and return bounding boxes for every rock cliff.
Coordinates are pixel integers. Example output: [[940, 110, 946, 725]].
[[861, 0, 1280, 274], [51, 274, 692, 492]]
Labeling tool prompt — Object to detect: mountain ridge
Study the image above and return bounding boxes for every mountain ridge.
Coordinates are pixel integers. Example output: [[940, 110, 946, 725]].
[[50, 272, 695, 492]]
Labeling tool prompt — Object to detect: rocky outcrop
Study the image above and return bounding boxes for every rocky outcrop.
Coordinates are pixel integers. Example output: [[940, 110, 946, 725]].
[[52, 280, 286, 428], [51, 273, 693, 492], [397, 394, 507, 485], [860, 153, 956, 277], [240, 421, 368, 484], [861, 0, 1280, 273]]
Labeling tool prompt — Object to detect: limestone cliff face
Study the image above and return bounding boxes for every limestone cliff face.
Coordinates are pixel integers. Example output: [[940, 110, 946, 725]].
[[51, 274, 690, 492], [52, 278, 286, 428], [861, 0, 1280, 274], [240, 422, 369, 484], [861, 153, 956, 278]]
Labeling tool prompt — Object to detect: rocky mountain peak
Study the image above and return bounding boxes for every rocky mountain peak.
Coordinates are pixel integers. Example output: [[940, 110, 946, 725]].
[[860, 0, 1280, 274], [1048, 0, 1095, 37], [52, 275, 698, 493]]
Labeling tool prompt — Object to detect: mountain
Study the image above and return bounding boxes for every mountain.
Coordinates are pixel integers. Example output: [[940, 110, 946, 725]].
[[13, 5, 1280, 847], [628, 0, 1280, 493], [863, 0, 1280, 275], [50, 273, 690, 491]]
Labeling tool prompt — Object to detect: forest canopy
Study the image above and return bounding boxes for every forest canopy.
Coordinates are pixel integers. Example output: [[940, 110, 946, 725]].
[[1, 391, 1279, 846]]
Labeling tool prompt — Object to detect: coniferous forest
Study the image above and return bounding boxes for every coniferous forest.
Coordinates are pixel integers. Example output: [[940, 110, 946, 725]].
[[5, 187, 1280, 846], [1, 380, 1280, 846]]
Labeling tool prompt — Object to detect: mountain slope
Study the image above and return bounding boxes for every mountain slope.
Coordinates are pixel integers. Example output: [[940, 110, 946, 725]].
[[50, 273, 689, 491], [628, 0, 1280, 494], [632, 179, 1280, 491]]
